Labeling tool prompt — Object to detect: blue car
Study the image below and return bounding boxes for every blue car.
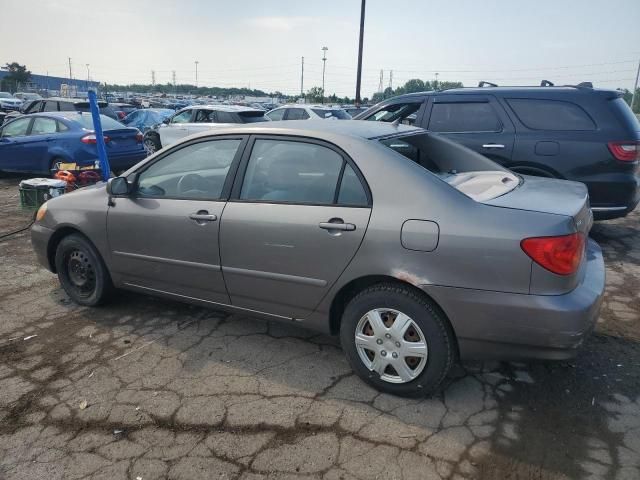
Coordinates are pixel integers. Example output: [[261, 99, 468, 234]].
[[0, 112, 147, 175], [121, 108, 174, 133]]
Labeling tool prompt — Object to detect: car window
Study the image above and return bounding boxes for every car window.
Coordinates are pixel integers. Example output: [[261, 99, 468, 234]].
[[216, 111, 237, 123], [238, 111, 268, 123], [240, 139, 344, 204], [31, 117, 58, 135], [337, 163, 368, 206], [506, 98, 596, 131], [43, 101, 58, 112], [267, 108, 285, 121], [311, 109, 352, 119], [26, 101, 42, 113], [73, 114, 124, 130], [57, 121, 69, 132], [137, 139, 241, 200], [365, 102, 421, 124], [194, 109, 216, 123], [428, 102, 502, 133], [1, 117, 31, 137], [58, 101, 76, 112], [285, 108, 310, 120], [171, 110, 192, 124]]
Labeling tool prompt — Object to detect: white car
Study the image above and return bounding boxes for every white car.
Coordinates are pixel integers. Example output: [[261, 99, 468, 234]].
[[150, 105, 268, 151], [0, 92, 23, 112], [265, 104, 352, 121]]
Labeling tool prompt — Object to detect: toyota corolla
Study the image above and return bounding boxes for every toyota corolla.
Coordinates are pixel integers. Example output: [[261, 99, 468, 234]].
[[31, 121, 605, 396]]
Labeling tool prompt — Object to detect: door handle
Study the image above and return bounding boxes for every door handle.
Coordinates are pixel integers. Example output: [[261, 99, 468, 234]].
[[189, 211, 217, 223], [319, 220, 356, 231], [482, 143, 505, 149]]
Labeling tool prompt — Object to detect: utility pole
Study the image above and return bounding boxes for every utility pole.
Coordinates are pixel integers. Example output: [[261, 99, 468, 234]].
[[172, 70, 177, 94], [355, 0, 366, 107], [389, 70, 393, 91], [631, 58, 640, 114], [378, 70, 383, 94], [151, 70, 156, 88], [301, 56, 304, 98], [85, 64, 90, 91], [321, 46, 328, 104], [195, 60, 199, 89], [434, 72, 439, 90]]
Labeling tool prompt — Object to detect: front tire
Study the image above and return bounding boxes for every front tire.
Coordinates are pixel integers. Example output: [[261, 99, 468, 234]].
[[54, 234, 113, 306], [144, 134, 161, 155], [340, 283, 454, 397]]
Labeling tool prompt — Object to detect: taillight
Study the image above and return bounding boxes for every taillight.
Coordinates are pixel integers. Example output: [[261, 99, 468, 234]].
[[81, 134, 111, 144], [607, 141, 640, 162], [135, 132, 143, 143], [521, 232, 585, 276]]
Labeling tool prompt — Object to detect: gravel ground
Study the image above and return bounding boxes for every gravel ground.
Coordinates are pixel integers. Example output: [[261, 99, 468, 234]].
[[0, 176, 638, 480]]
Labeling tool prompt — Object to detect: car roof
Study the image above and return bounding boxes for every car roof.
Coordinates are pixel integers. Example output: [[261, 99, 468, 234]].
[[386, 85, 620, 101], [188, 119, 421, 142], [186, 104, 263, 113]]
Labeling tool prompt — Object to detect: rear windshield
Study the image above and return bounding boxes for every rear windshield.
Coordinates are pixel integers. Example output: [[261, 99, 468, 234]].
[[72, 113, 125, 130], [311, 108, 351, 119], [379, 132, 505, 175], [238, 111, 269, 123], [610, 97, 640, 130]]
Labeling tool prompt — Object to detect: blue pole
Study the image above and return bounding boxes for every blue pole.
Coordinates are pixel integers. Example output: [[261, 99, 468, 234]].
[[88, 89, 111, 181]]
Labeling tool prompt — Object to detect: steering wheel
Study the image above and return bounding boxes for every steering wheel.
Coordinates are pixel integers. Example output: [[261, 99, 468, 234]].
[[177, 173, 207, 195]]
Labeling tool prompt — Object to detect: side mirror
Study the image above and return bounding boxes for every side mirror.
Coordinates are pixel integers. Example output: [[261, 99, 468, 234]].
[[107, 176, 130, 196]]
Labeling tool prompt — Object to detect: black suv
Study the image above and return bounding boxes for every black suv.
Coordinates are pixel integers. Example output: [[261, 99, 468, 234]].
[[4, 97, 118, 123], [356, 85, 640, 219]]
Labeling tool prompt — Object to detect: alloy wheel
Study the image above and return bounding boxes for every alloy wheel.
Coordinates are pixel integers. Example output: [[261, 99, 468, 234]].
[[355, 308, 428, 384]]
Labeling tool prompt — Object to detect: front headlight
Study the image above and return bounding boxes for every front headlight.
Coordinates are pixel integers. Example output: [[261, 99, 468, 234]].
[[36, 202, 47, 222]]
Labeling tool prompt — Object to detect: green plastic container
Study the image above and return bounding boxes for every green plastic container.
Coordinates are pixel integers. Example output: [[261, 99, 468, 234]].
[[19, 178, 66, 209]]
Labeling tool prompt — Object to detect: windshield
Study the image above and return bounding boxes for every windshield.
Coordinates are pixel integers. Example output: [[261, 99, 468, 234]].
[[0, 92, 13, 99], [311, 108, 351, 119], [238, 111, 269, 123]]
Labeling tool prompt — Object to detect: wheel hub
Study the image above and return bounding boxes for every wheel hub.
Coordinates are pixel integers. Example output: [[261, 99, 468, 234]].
[[66, 250, 95, 294], [355, 308, 428, 384]]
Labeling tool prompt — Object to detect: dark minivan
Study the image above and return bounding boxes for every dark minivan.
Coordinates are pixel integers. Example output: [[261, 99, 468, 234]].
[[356, 85, 640, 219]]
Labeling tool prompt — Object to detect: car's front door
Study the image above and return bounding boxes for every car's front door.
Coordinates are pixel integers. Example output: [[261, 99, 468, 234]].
[[0, 117, 33, 171], [107, 136, 246, 304], [24, 116, 63, 173], [220, 136, 372, 319], [423, 94, 515, 166], [158, 109, 193, 147]]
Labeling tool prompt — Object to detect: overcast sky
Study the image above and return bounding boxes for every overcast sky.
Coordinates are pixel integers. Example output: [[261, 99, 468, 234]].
[[2, 0, 639, 97]]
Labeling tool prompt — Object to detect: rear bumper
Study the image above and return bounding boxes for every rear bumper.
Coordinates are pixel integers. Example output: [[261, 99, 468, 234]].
[[421, 238, 605, 361], [584, 172, 639, 219]]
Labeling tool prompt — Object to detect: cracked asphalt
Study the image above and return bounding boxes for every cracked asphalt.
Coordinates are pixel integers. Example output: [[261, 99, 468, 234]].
[[0, 176, 639, 480]]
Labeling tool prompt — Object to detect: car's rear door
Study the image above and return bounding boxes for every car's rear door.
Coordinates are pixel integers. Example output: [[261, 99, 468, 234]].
[[107, 136, 247, 304], [423, 94, 515, 166], [219, 135, 372, 319]]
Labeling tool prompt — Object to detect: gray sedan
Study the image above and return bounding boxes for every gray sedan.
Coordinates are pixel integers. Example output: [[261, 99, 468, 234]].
[[31, 121, 605, 396]]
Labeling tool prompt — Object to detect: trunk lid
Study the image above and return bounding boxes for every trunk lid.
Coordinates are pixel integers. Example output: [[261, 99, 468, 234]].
[[104, 127, 140, 151], [483, 175, 592, 235]]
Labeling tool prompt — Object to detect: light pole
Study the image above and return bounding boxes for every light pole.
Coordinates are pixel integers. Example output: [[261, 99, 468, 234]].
[[321, 47, 328, 104], [194, 60, 199, 89], [355, 0, 366, 107], [85, 64, 90, 91]]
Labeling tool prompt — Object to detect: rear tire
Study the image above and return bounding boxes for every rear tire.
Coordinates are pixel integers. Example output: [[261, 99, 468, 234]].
[[340, 283, 454, 397], [54, 234, 113, 306]]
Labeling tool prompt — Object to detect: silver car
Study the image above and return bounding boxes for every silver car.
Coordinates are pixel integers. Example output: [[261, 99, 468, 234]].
[[31, 121, 605, 396]]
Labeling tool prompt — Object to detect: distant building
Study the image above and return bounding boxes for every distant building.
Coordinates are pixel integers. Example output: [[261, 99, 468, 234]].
[[0, 70, 100, 94]]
